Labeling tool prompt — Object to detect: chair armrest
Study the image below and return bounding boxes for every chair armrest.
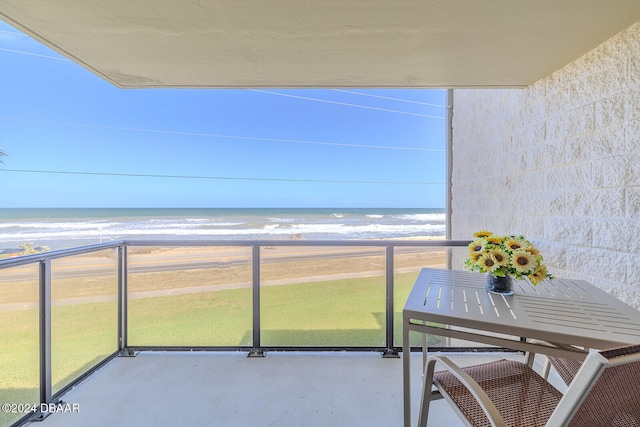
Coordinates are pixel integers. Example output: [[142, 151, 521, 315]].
[[423, 355, 506, 427]]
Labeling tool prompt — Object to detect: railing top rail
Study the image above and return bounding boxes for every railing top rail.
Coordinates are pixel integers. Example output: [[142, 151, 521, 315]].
[[0, 241, 124, 269], [1, 239, 471, 269], [124, 239, 471, 248]]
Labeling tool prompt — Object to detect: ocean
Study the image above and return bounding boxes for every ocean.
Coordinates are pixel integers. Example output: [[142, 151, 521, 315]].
[[0, 208, 446, 252]]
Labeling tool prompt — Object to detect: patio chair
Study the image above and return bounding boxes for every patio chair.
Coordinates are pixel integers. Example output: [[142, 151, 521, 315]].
[[418, 344, 640, 427]]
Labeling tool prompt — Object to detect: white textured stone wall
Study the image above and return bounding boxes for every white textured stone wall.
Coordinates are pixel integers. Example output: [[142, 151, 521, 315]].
[[451, 22, 640, 308]]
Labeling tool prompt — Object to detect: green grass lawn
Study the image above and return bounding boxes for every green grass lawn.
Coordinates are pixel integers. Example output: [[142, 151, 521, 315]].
[[0, 300, 117, 427], [0, 271, 442, 426]]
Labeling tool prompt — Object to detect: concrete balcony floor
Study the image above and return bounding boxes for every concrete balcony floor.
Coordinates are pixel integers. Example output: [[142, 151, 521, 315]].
[[28, 351, 559, 427]]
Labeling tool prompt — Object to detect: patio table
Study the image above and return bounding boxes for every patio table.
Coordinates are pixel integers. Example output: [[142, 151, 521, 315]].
[[402, 268, 640, 427]]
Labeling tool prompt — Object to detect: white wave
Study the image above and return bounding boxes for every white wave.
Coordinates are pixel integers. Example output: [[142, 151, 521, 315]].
[[0, 222, 446, 242], [267, 217, 295, 223], [0, 211, 447, 247], [0, 221, 117, 230], [394, 213, 446, 222]]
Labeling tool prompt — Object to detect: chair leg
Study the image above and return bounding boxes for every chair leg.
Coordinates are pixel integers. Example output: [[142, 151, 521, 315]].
[[524, 351, 536, 367], [541, 357, 551, 379], [525, 351, 551, 379], [417, 358, 438, 427]]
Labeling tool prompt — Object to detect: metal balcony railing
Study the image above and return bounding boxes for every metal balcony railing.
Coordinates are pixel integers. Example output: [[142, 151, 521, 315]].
[[0, 239, 469, 426]]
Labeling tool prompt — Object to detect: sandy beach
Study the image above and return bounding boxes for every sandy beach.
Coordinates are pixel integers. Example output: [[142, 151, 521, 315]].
[[0, 239, 447, 308]]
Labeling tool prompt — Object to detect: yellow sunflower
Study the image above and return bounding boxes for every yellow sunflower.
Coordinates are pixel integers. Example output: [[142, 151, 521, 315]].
[[468, 238, 485, 254], [505, 238, 527, 251], [529, 264, 548, 284], [520, 240, 533, 250], [488, 247, 510, 267], [527, 246, 540, 257], [511, 250, 536, 274], [478, 253, 498, 272], [486, 236, 503, 245], [473, 230, 493, 238], [469, 251, 483, 262]]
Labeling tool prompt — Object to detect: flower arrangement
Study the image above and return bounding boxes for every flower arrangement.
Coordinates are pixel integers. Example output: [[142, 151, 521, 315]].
[[464, 231, 553, 285]]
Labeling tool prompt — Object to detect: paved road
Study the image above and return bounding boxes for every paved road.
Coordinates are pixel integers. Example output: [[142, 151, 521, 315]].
[[0, 266, 429, 312], [0, 246, 431, 282]]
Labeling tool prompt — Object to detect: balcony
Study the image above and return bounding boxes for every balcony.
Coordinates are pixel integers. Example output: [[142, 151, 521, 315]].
[[27, 351, 565, 427], [1, 240, 562, 427]]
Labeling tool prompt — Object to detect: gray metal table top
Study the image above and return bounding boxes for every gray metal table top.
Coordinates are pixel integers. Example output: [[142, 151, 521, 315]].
[[402, 268, 640, 427], [405, 268, 640, 350]]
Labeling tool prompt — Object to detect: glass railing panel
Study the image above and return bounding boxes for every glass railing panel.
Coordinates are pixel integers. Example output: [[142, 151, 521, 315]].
[[51, 249, 118, 394], [260, 246, 386, 347], [0, 263, 40, 427], [449, 245, 469, 275], [393, 245, 449, 348], [127, 246, 253, 346]]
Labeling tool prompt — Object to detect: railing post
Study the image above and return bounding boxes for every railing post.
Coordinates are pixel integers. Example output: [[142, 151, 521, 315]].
[[248, 244, 264, 357], [446, 88, 454, 271], [118, 245, 134, 356], [35, 258, 53, 421], [383, 245, 399, 358]]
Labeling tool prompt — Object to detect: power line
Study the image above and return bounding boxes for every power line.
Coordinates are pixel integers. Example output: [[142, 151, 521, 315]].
[[0, 117, 445, 152], [249, 89, 446, 119], [0, 29, 28, 37], [0, 168, 445, 185], [330, 89, 446, 108], [0, 47, 70, 61]]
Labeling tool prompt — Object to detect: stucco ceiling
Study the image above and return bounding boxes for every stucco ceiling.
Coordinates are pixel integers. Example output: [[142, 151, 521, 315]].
[[1, 0, 640, 88]]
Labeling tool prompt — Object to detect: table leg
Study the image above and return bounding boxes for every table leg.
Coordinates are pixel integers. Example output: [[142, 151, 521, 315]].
[[403, 317, 411, 427], [419, 324, 431, 427], [422, 329, 428, 368]]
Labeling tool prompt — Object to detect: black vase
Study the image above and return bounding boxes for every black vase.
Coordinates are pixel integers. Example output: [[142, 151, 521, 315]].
[[485, 273, 514, 295]]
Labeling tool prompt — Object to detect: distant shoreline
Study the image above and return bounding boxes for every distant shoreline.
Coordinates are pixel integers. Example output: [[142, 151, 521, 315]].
[[1, 235, 447, 257]]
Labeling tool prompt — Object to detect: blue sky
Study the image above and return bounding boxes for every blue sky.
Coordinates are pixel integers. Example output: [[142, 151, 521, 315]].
[[0, 20, 447, 209]]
